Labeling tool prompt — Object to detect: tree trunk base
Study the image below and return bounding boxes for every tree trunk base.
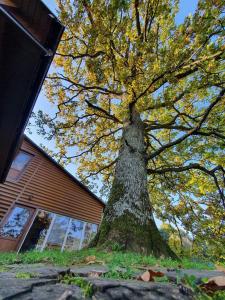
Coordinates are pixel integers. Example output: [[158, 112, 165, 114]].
[[90, 212, 178, 260]]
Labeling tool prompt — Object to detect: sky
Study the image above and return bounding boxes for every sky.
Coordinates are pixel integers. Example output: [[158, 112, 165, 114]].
[[26, 0, 199, 191]]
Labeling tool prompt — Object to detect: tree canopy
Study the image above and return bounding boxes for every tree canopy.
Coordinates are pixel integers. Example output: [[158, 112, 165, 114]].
[[34, 0, 225, 258]]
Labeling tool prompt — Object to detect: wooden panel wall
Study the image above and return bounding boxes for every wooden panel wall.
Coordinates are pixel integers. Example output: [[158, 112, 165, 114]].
[[0, 139, 104, 224]]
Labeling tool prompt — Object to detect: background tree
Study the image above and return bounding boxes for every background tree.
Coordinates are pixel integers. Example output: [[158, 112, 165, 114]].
[[34, 0, 225, 258]]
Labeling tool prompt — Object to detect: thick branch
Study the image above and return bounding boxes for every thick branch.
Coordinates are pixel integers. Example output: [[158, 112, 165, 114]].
[[134, 0, 142, 37], [148, 164, 225, 206], [56, 51, 105, 60], [85, 100, 122, 123]]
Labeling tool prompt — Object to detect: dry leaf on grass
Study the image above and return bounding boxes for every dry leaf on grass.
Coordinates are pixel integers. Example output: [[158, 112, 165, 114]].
[[215, 265, 225, 272], [200, 276, 225, 293], [139, 270, 151, 282], [137, 269, 165, 282], [84, 256, 105, 265], [84, 255, 96, 264]]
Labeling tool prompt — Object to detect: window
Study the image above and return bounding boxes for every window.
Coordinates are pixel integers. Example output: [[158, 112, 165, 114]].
[[19, 210, 98, 252], [21, 210, 54, 251], [0, 206, 31, 238], [46, 215, 70, 250], [7, 151, 33, 182], [82, 223, 98, 248], [64, 219, 84, 251]]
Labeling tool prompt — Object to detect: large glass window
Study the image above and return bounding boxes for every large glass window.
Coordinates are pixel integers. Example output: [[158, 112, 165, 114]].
[[19, 209, 98, 252], [7, 151, 33, 181], [21, 210, 54, 251], [64, 219, 84, 251], [82, 223, 98, 248], [46, 215, 70, 250], [0, 206, 31, 238]]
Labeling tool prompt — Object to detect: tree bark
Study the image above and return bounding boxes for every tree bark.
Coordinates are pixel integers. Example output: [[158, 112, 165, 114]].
[[91, 109, 177, 259]]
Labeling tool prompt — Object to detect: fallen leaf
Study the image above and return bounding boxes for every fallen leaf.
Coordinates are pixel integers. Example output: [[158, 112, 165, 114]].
[[215, 265, 225, 272], [149, 270, 165, 281], [137, 269, 165, 282], [84, 256, 96, 264], [139, 270, 151, 282], [200, 276, 225, 293]]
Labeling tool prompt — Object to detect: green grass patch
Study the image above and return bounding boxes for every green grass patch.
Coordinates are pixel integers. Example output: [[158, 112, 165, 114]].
[[15, 272, 39, 279], [60, 274, 93, 297], [0, 249, 215, 271]]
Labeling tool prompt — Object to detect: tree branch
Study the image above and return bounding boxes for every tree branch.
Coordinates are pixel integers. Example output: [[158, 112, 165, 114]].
[[134, 0, 142, 37], [56, 51, 105, 60], [147, 88, 225, 160], [148, 164, 225, 207], [85, 100, 122, 123]]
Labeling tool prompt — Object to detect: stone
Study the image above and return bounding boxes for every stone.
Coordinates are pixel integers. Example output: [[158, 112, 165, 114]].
[[148, 268, 225, 284], [0, 278, 56, 299], [70, 264, 109, 277], [0, 265, 223, 299], [89, 278, 193, 299]]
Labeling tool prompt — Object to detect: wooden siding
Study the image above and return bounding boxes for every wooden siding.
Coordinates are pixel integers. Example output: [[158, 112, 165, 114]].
[[0, 138, 104, 224]]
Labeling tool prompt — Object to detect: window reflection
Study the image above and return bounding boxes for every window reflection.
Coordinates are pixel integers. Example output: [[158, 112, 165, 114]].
[[7, 151, 32, 181], [46, 215, 70, 250], [64, 220, 84, 251], [82, 223, 98, 248], [19, 209, 98, 252], [0, 206, 30, 238], [21, 210, 54, 251]]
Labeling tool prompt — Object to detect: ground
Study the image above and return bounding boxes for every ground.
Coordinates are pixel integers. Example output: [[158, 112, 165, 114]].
[[0, 249, 224, 299]]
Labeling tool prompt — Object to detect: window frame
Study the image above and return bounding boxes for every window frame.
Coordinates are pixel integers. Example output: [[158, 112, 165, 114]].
[[6, 150, 34, 183], [18, 208, 99, 252], [0, 204, 36, 241]]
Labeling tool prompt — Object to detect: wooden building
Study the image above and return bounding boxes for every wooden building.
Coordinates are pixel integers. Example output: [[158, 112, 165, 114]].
[[0, 0, 64, 182], [0, 136, 105, 252]]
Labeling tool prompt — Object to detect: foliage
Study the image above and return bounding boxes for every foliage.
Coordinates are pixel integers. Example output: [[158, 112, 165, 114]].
[[183, 274, 225, 300], [32, 0, 225, 257], [15, 272, 38, 279], [103, 266, 134, 280], [0, 249, 215, 270], [60, 274, 94, 297]]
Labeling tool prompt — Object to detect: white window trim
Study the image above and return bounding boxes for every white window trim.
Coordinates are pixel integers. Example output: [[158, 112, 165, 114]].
[[79, 221, 87, 250], [61, 217, 72, 252], [40, 213, 56, 252]]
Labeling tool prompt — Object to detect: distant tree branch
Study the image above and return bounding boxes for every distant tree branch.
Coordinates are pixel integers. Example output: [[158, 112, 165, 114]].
[[83, 159, 117, 180], [147, 88, 225, 160], [148, 164, 225, 207], [48, 74, 123, 96], [63, 127, 122, 159]]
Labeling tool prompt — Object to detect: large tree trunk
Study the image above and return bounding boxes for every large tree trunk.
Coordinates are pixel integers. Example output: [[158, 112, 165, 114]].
[[92, 110, 177, 259]]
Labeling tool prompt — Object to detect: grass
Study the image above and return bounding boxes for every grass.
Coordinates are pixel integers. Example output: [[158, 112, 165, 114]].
[[0, 248, 215, 271], [60, 274, 94, 297], [15, 272, 39, 279], [0, 249, 223, 300]]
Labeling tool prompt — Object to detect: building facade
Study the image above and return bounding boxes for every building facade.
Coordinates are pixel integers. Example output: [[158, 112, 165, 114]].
[[0, 136, 105, 252]]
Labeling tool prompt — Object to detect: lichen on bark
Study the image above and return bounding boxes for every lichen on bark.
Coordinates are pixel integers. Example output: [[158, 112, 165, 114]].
[[91, 110, 177, 259]]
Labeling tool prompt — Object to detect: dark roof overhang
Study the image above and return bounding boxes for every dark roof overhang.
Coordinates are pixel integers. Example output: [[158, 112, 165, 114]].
[[0, 0, 64, 182]]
